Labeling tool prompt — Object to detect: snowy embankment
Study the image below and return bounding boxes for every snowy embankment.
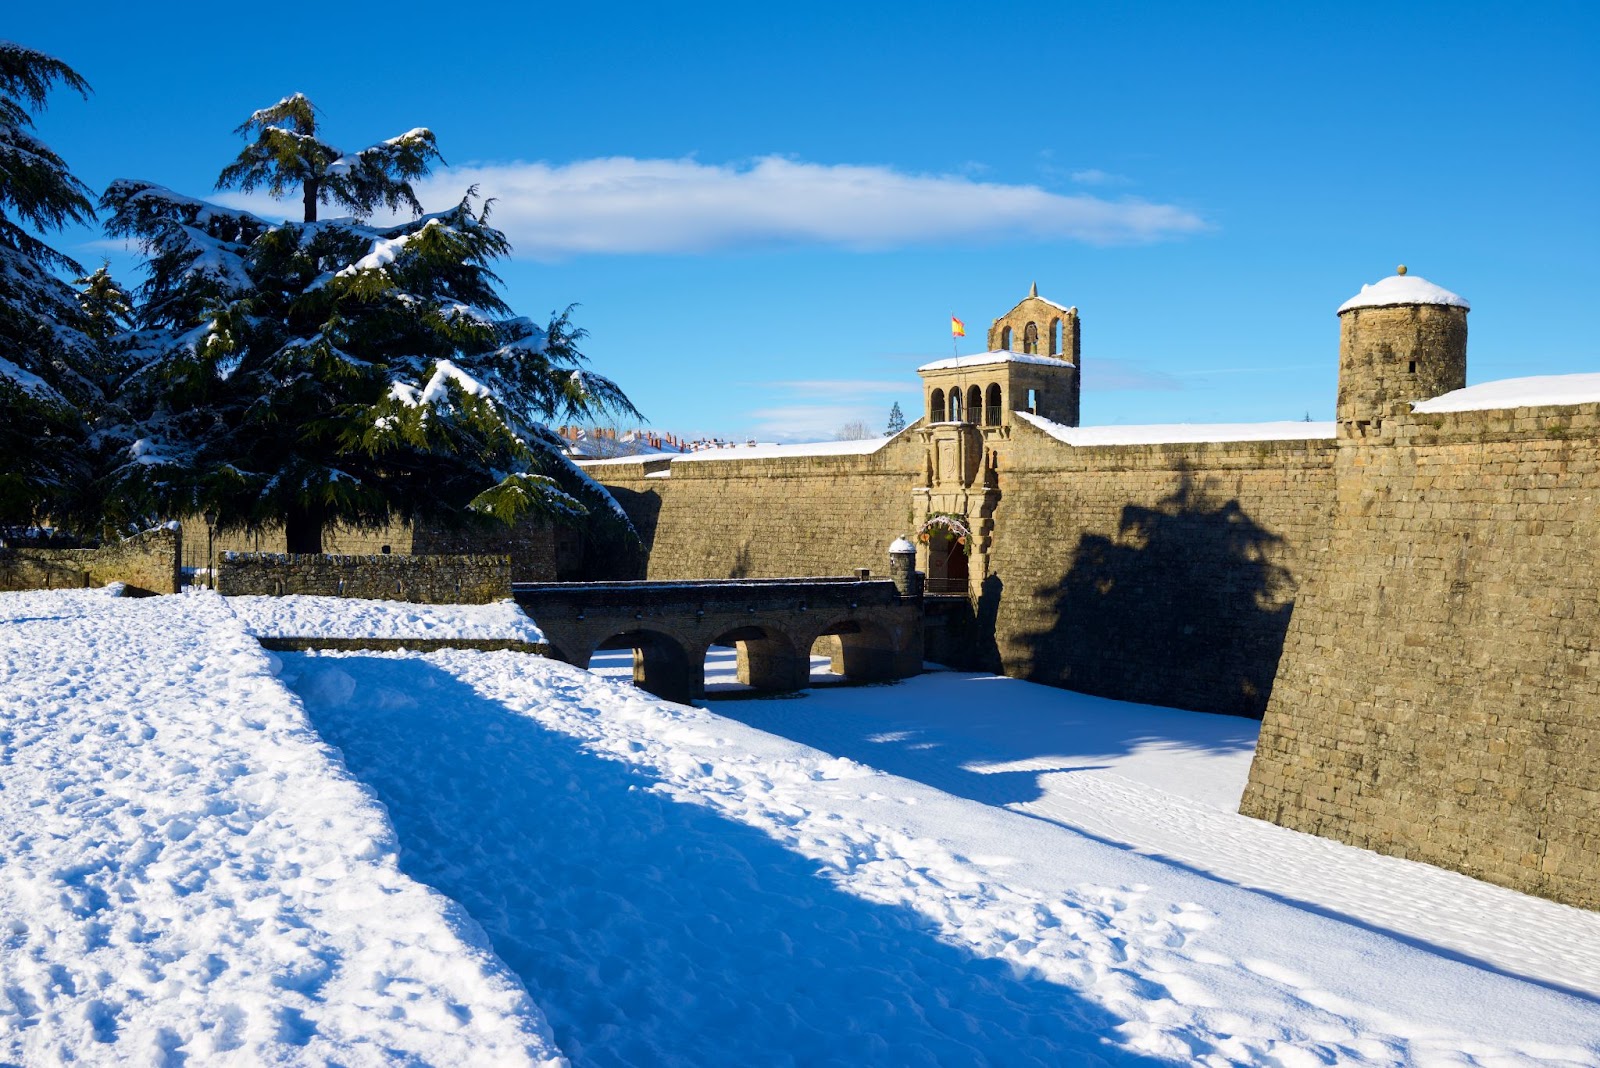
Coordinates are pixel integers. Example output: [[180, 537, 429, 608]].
[[227, 593, 545, 643], [0, 588, 562, 1065], [289, 647, 1600, 1067]]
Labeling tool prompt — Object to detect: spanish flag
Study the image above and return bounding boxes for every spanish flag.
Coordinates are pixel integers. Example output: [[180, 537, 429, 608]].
[[951, 316, 966, 338]]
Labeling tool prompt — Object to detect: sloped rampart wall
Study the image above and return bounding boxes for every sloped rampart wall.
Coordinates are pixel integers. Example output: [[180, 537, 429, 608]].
[[1241, 403, 1600, 908]]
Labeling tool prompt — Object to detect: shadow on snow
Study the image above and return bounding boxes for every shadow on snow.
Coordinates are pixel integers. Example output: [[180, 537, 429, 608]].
[[287, 654, 1172, 1068]]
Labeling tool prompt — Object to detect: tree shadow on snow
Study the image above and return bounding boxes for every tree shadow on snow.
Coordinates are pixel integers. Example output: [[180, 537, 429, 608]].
[[289, 655, 1174, 1068]]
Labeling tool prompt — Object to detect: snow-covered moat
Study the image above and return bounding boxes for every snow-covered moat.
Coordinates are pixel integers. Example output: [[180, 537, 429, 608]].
[[3, 587, 1599, 1065]]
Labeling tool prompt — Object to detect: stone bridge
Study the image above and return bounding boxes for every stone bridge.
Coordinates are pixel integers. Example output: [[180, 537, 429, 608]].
[[514, 574, 923, 704]]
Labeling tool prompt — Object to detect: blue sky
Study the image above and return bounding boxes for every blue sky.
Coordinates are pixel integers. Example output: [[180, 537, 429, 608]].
[[14, 2, 1599, 440]]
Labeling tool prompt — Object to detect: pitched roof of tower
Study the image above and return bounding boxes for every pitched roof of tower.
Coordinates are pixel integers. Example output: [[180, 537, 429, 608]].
[[918, 351, 1073, 372]]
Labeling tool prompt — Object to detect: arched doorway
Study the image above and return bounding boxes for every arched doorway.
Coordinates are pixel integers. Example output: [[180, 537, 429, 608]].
[[921, 517, 971, 596]]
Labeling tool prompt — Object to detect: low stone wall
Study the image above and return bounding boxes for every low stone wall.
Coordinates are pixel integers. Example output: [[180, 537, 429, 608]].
[[0, 526, 182, 595], [1242, 402, 1600, 909], [216, 552, 511, 604], [257, 636, 547, 654], [181, 516, 567, 583]]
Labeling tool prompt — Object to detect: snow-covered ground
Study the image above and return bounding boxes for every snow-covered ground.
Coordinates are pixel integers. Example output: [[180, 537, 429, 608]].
[[5, 589, 1599, 1066], [0, 588, 561, 1065]]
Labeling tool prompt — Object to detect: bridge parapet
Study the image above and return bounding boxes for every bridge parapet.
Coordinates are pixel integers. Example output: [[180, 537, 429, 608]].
[[514, 576, 922, 704]]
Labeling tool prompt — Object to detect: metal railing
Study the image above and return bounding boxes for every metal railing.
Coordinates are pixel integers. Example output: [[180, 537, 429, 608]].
[[923, 576, 970, 595]]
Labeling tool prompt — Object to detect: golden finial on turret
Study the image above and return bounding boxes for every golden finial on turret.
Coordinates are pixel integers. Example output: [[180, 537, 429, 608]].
[[1396, 264, 1408, 276]]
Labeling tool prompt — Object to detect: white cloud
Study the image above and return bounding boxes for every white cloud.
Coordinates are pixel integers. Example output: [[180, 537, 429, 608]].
[[769, 379, 909, 396], [218, 156, 1206, 259], [745, 403, 891, 443]]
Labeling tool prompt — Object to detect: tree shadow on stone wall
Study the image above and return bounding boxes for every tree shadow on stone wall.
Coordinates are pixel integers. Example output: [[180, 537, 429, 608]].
[[1019, 468, 1294, 718], [589, 486, 658, 580]]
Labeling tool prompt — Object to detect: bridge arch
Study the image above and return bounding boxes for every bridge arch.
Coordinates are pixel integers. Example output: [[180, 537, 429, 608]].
[[589, 627, 698, 704], [807, 615, 913, 683], [704, 621, 808, 694]]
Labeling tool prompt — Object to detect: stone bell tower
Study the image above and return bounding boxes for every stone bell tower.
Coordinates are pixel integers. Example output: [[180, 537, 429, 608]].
[[1336, 266, 1468, 438], [910, 283, 1083, 596]]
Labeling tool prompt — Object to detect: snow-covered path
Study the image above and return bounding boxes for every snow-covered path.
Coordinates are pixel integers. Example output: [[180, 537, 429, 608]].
[[0, 589, 562, 1065], [289, 647, 1600, 1067]]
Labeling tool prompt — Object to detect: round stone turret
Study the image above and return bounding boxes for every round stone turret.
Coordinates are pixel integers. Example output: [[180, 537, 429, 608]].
[[1336, 267, 1469, 437], [888, 537, 920, 598]]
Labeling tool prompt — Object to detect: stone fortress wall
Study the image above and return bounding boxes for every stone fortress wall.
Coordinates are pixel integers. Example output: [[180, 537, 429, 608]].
[[586, 273, 1599, 909], [1240, 399, 1600, 909]]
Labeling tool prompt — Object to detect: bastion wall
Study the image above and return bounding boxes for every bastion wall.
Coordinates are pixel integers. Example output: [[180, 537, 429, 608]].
[[1240, 401, 1600, 908]]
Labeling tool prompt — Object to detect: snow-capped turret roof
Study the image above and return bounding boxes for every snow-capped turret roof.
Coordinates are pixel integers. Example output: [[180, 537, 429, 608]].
[[918, 351, 1073, 372], [1337, 270, 1469, 314]]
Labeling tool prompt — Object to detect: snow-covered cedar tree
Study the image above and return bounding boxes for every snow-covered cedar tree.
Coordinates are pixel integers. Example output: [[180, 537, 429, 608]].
[[886, 401, 905, 436], [103, 94, 641, 556], [0, 42, 103, 531]]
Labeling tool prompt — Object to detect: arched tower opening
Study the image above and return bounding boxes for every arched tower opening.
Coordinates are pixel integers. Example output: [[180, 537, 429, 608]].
[[985, 383, 1002, 425], [1023, 321, 1039, 354], [929, 388, 946, 423]]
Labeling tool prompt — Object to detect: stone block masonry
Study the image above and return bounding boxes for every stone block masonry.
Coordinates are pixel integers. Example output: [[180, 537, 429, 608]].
[[1241, 402, 1600, 909], [215, 552, 511, 604], [986, 425, 1337, 717], [596, 446, 925, 582], [179, 515, 566, 583], [0, 525, 182, 595]]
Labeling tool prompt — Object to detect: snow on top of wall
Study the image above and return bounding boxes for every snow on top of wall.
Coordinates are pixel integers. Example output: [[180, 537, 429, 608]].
[[226, 594, 545, 642], [918, 351, 1071, 372], [1411, 372, 1600, 414], [672, 437, 896, 462], [1337, 273, 1469, 313], [1017, 410, 1336, 446]]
